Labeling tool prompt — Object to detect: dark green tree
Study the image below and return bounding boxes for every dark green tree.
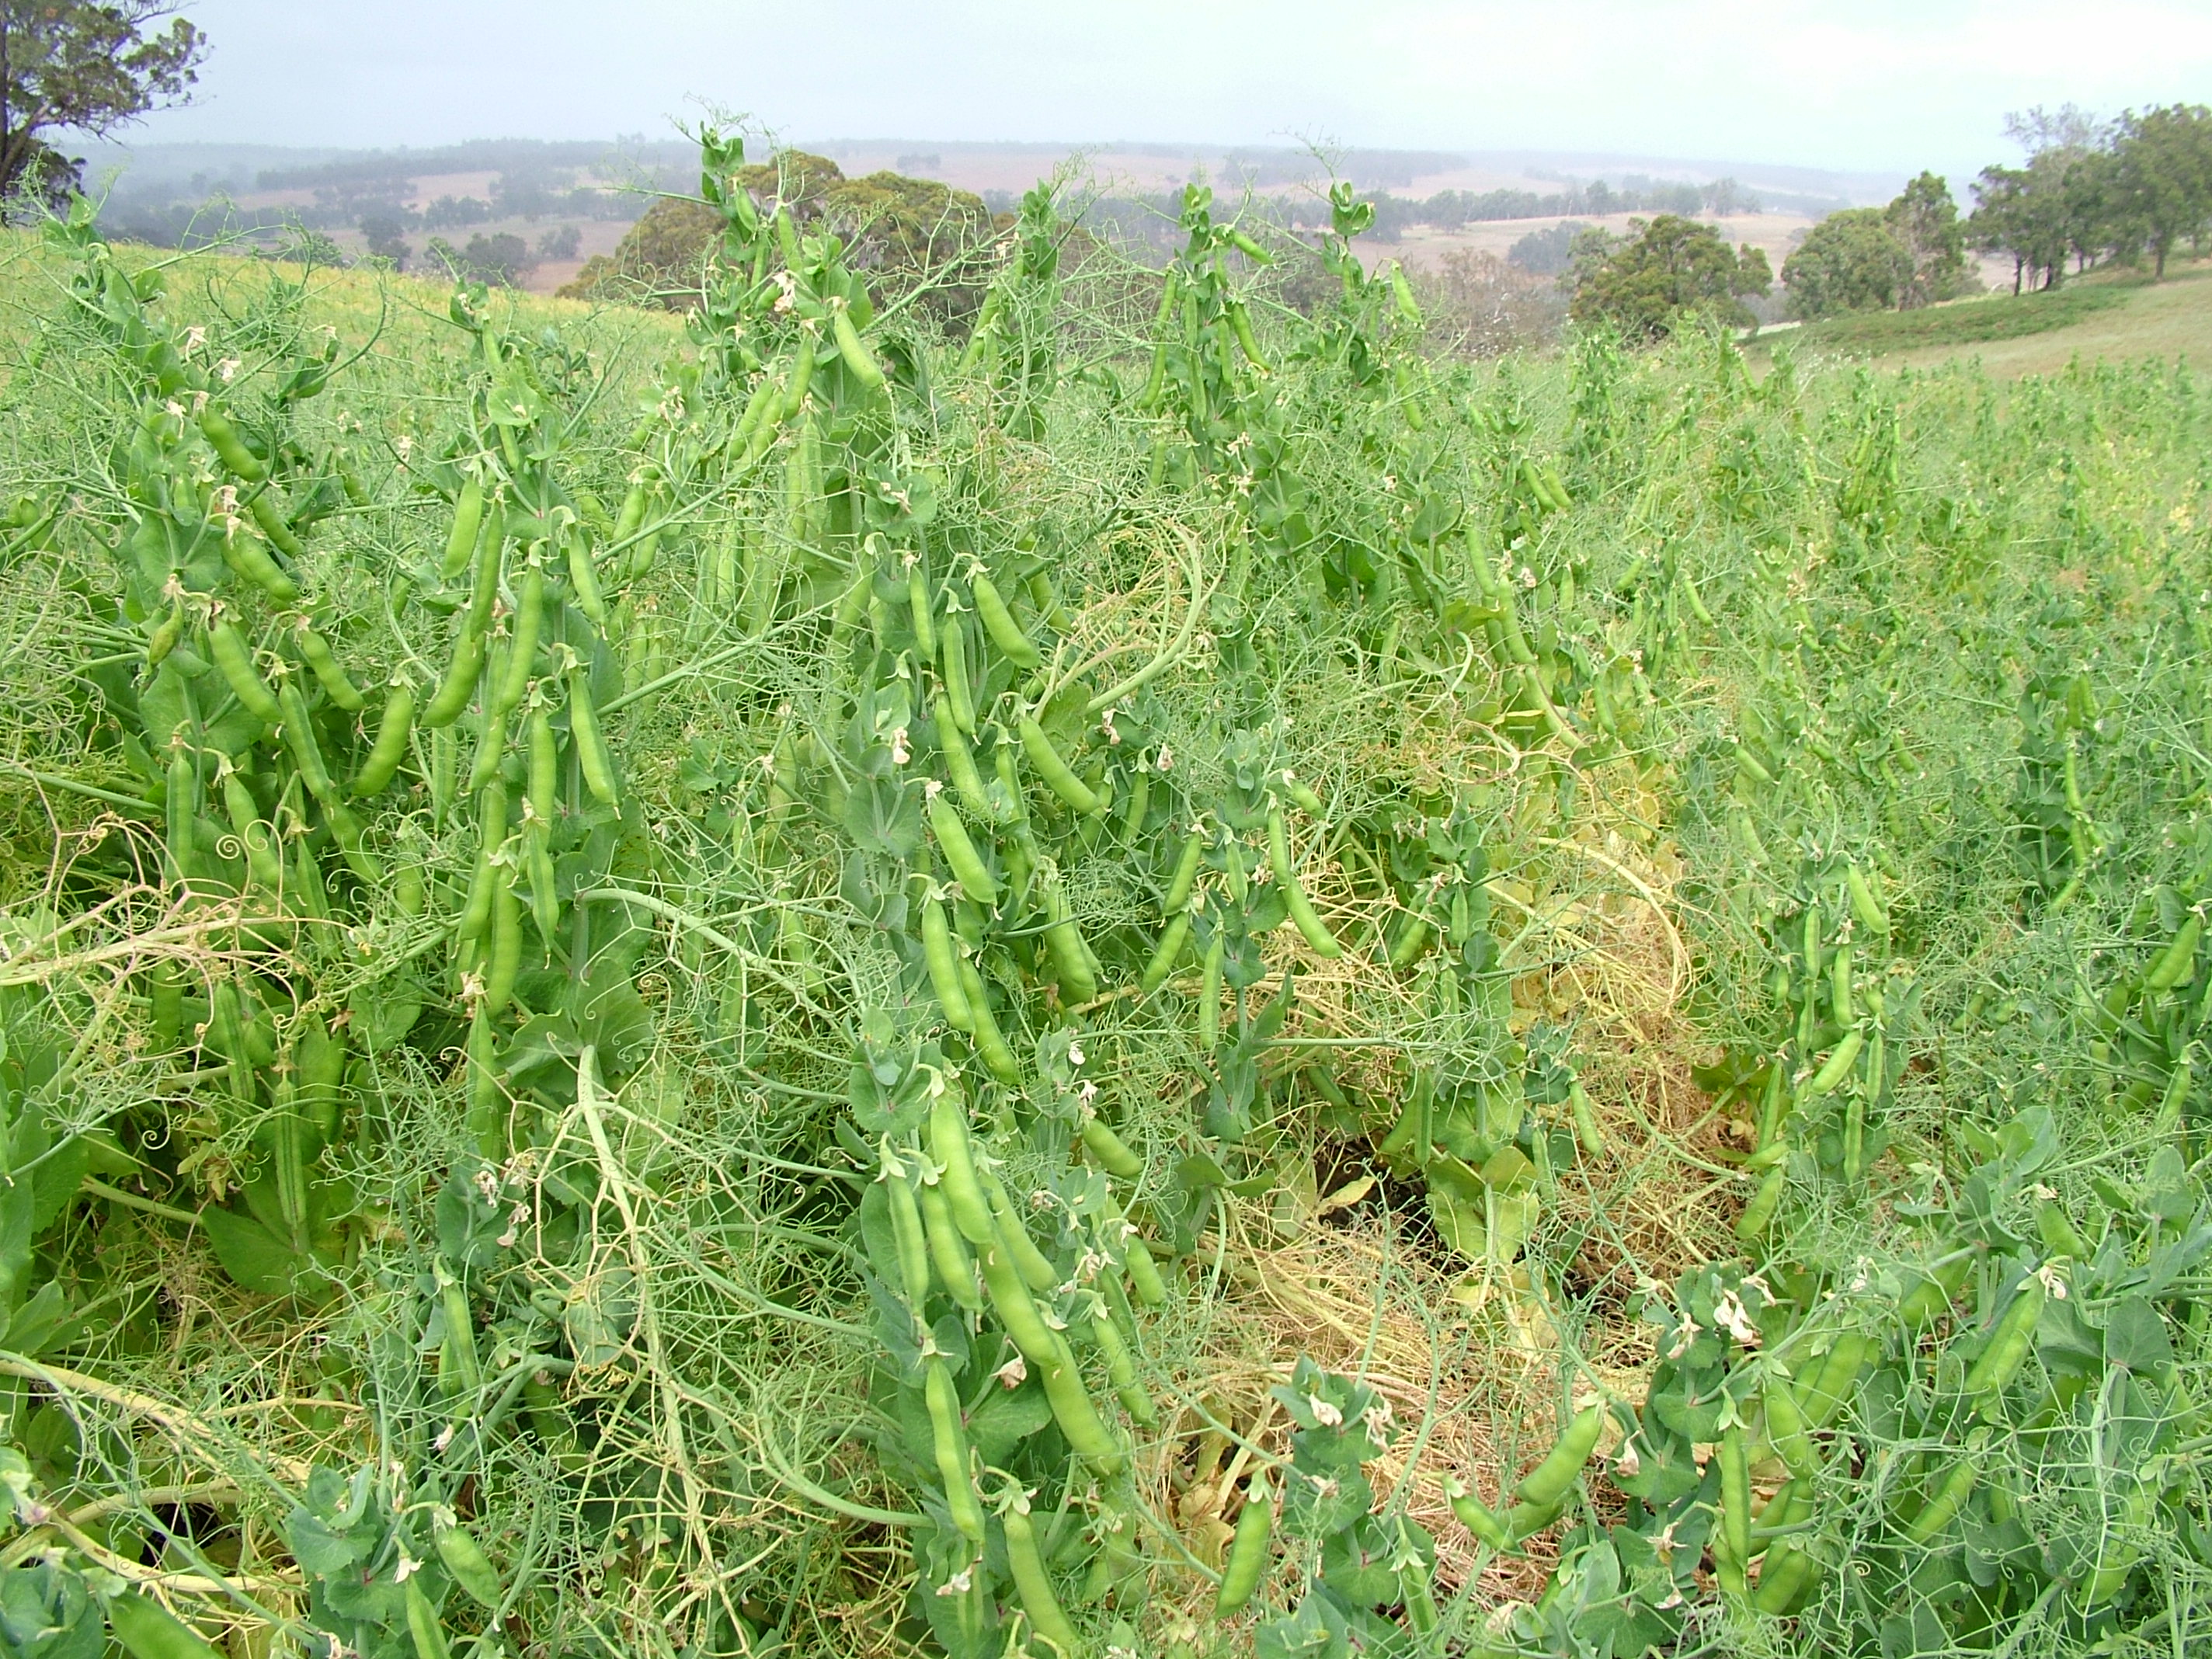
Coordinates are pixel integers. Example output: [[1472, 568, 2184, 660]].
[[0, 2, 205, 206], [1968, 164, 2072, 293], [1564, 214, 1771, 342], [2112, 103, 2212, 276], [1883, 172, 1967, 306], [1781, 208, 1913, 318]]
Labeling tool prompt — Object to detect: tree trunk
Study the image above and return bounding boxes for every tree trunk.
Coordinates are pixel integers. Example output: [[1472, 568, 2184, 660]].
[[2012, 257, 2023, 297]]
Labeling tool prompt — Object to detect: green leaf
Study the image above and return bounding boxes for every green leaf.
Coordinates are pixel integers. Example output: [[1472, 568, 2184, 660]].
[[968, 1376, 1054, 1466], [2102, 1296, 2174, 1376], [201, 1205, 310, 1297]]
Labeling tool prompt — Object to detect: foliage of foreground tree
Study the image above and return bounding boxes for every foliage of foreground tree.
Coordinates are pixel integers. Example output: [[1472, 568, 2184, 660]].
[[0, 1, 204, 207], [1564, 213, 1771, 341]]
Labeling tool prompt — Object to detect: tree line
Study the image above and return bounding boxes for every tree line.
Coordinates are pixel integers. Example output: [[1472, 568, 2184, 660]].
[[1970, 103, 2212, 288]]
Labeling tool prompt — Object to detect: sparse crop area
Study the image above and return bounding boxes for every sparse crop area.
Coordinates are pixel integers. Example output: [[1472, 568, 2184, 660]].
[[0, 134, 2207, 1659]]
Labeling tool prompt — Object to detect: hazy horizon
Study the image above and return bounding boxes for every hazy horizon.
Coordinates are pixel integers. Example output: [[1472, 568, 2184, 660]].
[[109, 0, 2212, 191]]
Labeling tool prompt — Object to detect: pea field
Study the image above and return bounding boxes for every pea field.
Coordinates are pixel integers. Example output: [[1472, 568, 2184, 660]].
[[0, 135, 2208, 1659]]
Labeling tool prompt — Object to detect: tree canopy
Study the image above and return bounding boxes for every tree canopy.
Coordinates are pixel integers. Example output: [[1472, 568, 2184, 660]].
[[1969, 103, 2212, 289], [559, 150, 999, 324], [1781, 209, 1913, 319], [0, 2, 205, 205], [1565, 214, 1772, 342]]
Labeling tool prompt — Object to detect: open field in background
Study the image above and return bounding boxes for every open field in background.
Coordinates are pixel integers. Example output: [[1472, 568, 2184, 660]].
[[82, 137, 1894, 297]]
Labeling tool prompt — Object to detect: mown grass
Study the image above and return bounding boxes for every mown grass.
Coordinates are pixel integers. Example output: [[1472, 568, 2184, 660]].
[[1748, 258, 2212, 377]]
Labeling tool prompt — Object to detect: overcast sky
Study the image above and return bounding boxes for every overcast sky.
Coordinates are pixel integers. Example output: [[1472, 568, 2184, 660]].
[[121, 0, 2212, 182]]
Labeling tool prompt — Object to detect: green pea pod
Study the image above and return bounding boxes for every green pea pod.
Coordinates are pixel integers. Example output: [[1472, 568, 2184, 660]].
[[465, 1010, 502, 1155], [729, 370, 780, 457], [435, 1518, 505, 1608], [940, 610, 976, 736], [1123, 1235, 1167, 1306], [295, 624, 364, 711], [421, 628, 486, 729], [482, 864, 523, 1016], [526, 705, 558, 826], [147, 601, 184, 666], [493, 561, 543, 716], [2145, 913, 2202, 993], [1736, 1164, 1785, 1243], [1198, 932, 1224, 1049], [906, 562, 937, 663], [1793, 1331, 1870, 1430], [1963, 1277, 2046, 1410], [1142, 909, 1193, 994], [920, 1181, 984, 1311], [922, 899, 973, 1031], [107, 1591, 226, 1659], [1268, 801, 1343, 958], [1019, 715, 1103, 816], [613, 482, 649, 543], [1720, 1425, 1751, 1572], [246, 491, 304, 561], [1762, 1375, 1817, 1477], [278, 681, 336, 801], [1800, 1028, 1863, 1101], [467, 701, 507, 795], [1389, 262, 1424, 326], [1004, 1504, 1080, 1652], [1750, 1539, 1821, 1615], [165, 750, 196, 879], [934, 701, 995, 820], [1901, 1459, 1977, 1544], [223, 772, 284, 891], [341, 685, 412, 799], [1214, 1473, 1274, 1616], [197, 407, 267, 484], [404, 1577, 453, 1659], [977, 1238, 1059, 1362], [465, 499, 506, 642], [927, 789, 1000, 906], [923, 1355, 987, 1544], [1083, 1117, 1143, 1180], [1037, 1334, 1125, 1474], [928, 1088, 996, 1245], [325, 801, 382, 885], [1845, 862, 1887, 939], [970, 572, 1040, 668], [1227, 300, 1270, 373], [1511, 1403, 1605, 1511], [958, 958, 1021, 1083], [523, 821, 559, 947], [1043, 891, 1098, 1005], [208, 621, 282, 723], [457, 787, 508, 942], [988, 1179, 1059, 1294], [1089, 1306, 1154, 1424], [566, 527, 607, 627], [783, 335, 817, 423], [885, 1168, 933, 1305], [442, 478, 485, 580], [1163, 833, 1205, 915], [1898, 1250, 1973, 1330], [1449, 1483, 1515, 1552], [1568, 1082, 1605, 1158], [566, 670, 618, 806], [1118, 760, 1152, 843], [833, 301, 887, 394]]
